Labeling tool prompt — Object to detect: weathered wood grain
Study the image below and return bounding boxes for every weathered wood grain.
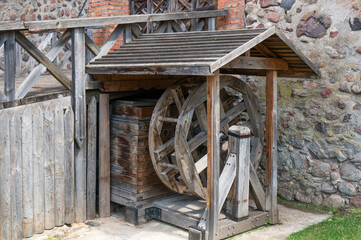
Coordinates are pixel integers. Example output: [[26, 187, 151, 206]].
[[22, 106, 34, 237], [265, 70, 278, 224], [206, 70, 220, 239], [4, 31, 16, 102], [86, 96, 97, 220], [64, 106, 75, 224], [43, 105, 55, 229], [0, 111, 11, 239], [54, 104, 65, 226], [33, 105, 45, 234], [72, 28, 87, 222], [10, 111, 23, 240], [99, 94, 110, 217]]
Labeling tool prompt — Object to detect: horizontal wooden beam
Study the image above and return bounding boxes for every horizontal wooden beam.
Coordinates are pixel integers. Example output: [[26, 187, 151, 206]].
[[0, 22, 26, 32], [14, 31, 71, 90], [220, 68, 317, 78], [222, 56, 288, 71], [24, 10, 228, 31]]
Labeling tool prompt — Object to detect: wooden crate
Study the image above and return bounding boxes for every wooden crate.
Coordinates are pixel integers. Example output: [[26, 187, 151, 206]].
[[110, 99, 171, 224]]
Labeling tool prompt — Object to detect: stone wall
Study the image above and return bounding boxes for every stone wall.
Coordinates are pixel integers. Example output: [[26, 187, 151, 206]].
[[243, 0, 361, 209]]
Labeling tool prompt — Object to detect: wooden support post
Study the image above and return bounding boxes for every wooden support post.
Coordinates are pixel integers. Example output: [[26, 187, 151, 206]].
[[265, 70, 278, 224], [87, 96, 97, 219], [4, 31, 16, 102], [207, 18, 215, 31], [99, 94, 111, 217], [72, 27, 87, 222], [206, 70, 220, 240], [124, 24, 132, 44], [226, 126, 251, 221], [15, 42, 21, 76]]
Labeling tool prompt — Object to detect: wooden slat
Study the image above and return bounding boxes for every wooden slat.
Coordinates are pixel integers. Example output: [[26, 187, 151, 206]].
[[15, 31, 71, 90], [54, 103, 65, 226], [64, 106, 75, 224], [24, 10, 228, 31], [86, 97, 97, 220], [265, 70, 278, 224], [93, 57, 218, 64], [10, 111, 23, 239], [250, 162, 266, 211], [206, 70, 220, 238], [85, 33, 100, 56], [4, 31, 16, 102], [254, 43, 278, 58], [91, 24, 125, 61], [99, 94, 111, 217], [0, 21, 26, 31], [72, 28, 87, 222], [222, 56, 288, 71], [0, 111, 11, 239], [210, 27, 276, 72], [22, 106, 33, 237], [43, 106, 55, 230], [33, 105, 44, 234]]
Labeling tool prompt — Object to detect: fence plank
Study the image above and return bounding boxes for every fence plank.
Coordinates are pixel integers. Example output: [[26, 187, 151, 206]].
[[54, 104, 65, 226], [33, 105, 45, 234], [22, 106, 33, 237], [64, 106, 75, 224], [43, 105, 55, 230], [0, 111, 11, 239], [87, 96, 97, 219], [10, 111, 23, 239], [99, 94, 110, 217]]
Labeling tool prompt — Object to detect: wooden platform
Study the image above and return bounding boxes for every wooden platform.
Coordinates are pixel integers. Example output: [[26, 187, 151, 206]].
[[149, 194, 268, 239]]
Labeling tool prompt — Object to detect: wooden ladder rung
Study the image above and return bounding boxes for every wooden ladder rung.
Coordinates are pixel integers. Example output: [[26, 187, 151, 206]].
[[159, 162, 178, 169], [159, 116, 178, 123]]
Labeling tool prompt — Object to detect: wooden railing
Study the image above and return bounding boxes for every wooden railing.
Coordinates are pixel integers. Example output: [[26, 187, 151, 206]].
[[0, 9, 227, 103]]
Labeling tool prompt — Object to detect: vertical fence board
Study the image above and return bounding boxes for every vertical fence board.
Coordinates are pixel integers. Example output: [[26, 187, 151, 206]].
[[64, 106, 75, 224], [99, 94, 110, 217], [87, 96, 97, 220], [33, 105, 45, 234], [54, 104, 65, 226], [43, 105, 55, 230], [10, 111, 23, 240], [22, 106, 33, 237], [0, 111, 11, 240]]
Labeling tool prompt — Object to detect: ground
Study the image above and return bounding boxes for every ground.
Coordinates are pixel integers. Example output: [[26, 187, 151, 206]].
[[27, 204, 330, 240]]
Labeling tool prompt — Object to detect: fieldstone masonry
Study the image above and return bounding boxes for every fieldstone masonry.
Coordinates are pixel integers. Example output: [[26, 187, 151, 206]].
[[244, 0, 361, 209]]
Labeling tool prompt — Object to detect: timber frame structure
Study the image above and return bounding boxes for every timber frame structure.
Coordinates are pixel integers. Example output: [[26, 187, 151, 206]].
[[0, 9, 319, 240]]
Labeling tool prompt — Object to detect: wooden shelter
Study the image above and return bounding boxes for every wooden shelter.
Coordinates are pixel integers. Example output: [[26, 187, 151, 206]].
[[0, 10, 319, 239], [87, 26, 320, 239]]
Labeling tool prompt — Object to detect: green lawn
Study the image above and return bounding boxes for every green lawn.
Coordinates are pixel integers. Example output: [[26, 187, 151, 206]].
[[287, 209, 361, 240]]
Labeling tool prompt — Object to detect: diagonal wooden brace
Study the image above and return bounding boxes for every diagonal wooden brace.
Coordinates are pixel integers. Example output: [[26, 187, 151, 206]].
[[16, 30, 72, 99], [14, 31, 71, 90]]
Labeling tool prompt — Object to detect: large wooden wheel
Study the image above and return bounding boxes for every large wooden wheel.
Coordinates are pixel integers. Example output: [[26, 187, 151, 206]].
[[174, 75, 264, 199], [149, 77, 205, 195], [149, 75, 264, 198]]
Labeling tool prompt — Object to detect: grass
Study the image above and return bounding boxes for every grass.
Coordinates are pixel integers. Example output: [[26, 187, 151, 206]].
[[286, 208, 361, 240]]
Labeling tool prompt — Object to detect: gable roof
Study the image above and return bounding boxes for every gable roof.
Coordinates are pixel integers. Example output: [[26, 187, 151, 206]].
[[86, 26, 320, 78]]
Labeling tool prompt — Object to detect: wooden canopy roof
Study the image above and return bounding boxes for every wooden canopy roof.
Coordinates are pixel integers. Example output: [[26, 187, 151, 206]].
[[86, 26, 320, 78]]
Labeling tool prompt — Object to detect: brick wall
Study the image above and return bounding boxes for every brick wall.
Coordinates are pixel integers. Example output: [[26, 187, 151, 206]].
[[88, 0, 129, 47], [217, 0, 246, 30]]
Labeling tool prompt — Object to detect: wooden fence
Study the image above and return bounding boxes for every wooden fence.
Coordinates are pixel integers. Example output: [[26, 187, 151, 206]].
[[0, 97, 76, 239]]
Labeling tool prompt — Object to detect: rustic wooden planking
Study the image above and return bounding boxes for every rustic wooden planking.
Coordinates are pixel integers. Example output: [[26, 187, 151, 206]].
[[72, 28, 87, 222], [86, 97, 97, 220], [43, 105, 55, 230], [4, 31, 16, 102], [94, 58, 218, 64], [101, 53, 226, 60], [99, 94, 111, 217], [106, 50, 231, 57], [22, 106, 34, 237], [33, 105, 45, 234], [64, 106, 75, 224], [54, 103, 65, 226], [0, 111, 11, 239], [10, 111, 23, 240], [24, 10, 228, 31], [265, 70, 278, 224]]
